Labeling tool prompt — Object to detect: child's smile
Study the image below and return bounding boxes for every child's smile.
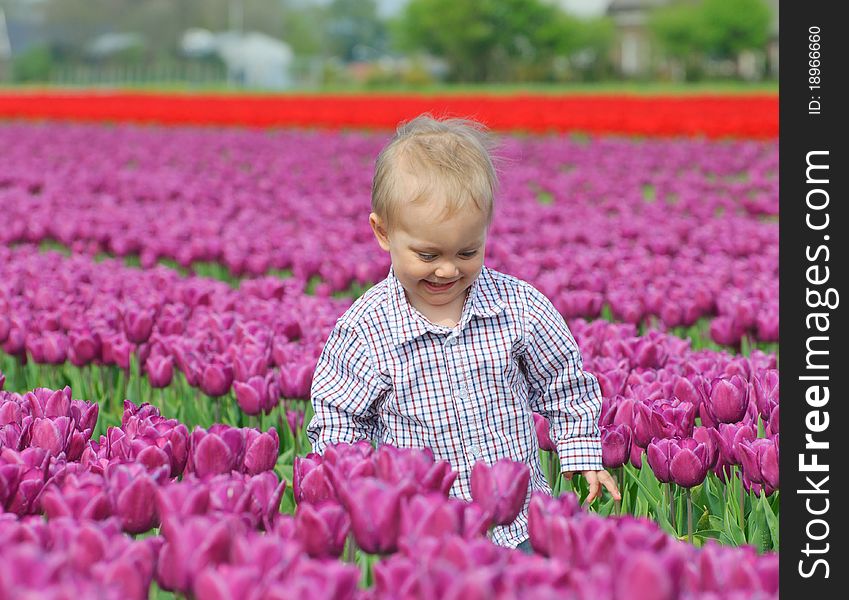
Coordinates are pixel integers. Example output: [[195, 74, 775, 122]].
[[370, 195, 488, 326]]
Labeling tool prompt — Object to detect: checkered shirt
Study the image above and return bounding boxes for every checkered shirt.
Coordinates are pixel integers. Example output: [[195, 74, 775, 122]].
[[306, 265, 603, 548]]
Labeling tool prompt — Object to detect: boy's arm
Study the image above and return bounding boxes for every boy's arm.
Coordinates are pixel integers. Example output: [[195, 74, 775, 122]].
[[306, 323, 385, 455], [521, 285, 603, 473]]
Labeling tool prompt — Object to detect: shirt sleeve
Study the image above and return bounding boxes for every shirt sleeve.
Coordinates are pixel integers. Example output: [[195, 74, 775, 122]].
[[521, 285, 603, 472], [306, 322, 386, 455]]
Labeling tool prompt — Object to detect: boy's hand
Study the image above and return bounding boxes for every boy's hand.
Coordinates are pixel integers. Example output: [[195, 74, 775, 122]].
[[562, 470, 621, 504]]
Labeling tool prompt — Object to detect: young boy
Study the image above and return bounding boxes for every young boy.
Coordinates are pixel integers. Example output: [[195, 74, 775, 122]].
[[306, 114, 619, 550]]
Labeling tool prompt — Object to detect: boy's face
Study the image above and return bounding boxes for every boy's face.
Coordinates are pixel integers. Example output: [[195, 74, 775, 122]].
[[369, 195, 487, 319]]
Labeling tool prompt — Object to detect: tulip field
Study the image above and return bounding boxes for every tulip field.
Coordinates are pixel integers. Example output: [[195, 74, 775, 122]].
[[0, 92, 779, 599]]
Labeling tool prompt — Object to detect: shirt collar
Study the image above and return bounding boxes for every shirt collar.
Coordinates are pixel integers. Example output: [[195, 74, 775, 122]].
[[386, 265, 507, 346]]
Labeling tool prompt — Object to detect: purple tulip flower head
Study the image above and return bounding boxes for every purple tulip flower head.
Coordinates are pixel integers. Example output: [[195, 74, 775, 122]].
[[294, 500, 350, 559], [199, 362, 233, 397], [470, 458, 531, 527], [646, 438, 675, 484], [751, 369, 779, 420], [242, 427, 279, 475], [106, 462, 169, 534], [293, 454, 336, 506], [533, 413, 557, 452], [145, 355, 174, 389], [398, 492, 465, 549], [601, 424, 632, 469], [708, 376, 750, 424], [715, 422, 757, 480], [123, 306, 156, 344], [668, 437, 710, 488], [738, 435, 779, 492], [233, 376, 267, 416], [333, 475, 414, 555]]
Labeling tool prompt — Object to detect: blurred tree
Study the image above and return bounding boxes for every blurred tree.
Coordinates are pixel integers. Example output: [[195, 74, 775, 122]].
[[393, 0, 612, 82], [648, 1, 709, 81], [12, 45, 52, 81], [324, 0, 386, 61], [649, 0, 771, 80], [280, 1, 327, 56], [700, 0, 771, 60]]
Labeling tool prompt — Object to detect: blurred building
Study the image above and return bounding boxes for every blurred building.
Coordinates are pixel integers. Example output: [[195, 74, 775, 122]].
[[607, 0, 666, 77], [180, 29, 294, 89], [0, 8, 11, 81], [608, 0, 778, 79]]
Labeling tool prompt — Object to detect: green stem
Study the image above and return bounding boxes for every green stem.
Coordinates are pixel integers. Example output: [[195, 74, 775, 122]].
[[547, 451, 556, 489], [668, 483, 676, 531], [345, 531, 357, 564], [686, 487, 693, 545]]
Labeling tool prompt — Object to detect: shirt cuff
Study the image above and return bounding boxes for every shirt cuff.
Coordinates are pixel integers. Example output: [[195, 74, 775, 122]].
[[557, 435, 603, 472]]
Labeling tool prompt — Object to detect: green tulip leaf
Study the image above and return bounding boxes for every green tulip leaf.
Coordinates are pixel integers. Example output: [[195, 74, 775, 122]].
[[760, 493, 780, 549]]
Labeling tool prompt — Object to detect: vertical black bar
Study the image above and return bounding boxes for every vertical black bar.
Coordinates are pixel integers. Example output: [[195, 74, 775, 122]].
[[780, 1, 846, 595]]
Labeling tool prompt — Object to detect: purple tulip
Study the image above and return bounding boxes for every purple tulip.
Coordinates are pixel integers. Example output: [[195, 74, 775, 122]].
[[633, 401, 672, 448], [630, 443, 644, 469], [199, 362, 233, 397], [292, 455, 336, 506], [101, 333, 132, 370], [245, 471, 287, 531], [461, 501, 493, 540], [601, 424, 632, 469], [286, 407, 305, 436], [40, 471, 113, 522], [533, 413, 557, 452], [123, 306, 156, 344], [715, 422, 757, 479], [193, 565, 262, 600], [372, 445, 457, 496], [242, 427, 279, 475], [156, 479, 211, 519], [646, 438, 675, 483], [648, 437, 710, 488], [756, 308, 779, 342], [398, 492, 465, 546], [709, 316, 745, 347], [616, 551, 674, 600], [692, 425, 721, 469], [668, 437, 710, 488], [708, 376, 750, 424], [68, 330, 101, 366], [751, 369, 779, 420], [106, 463, 169, 534], [145, 355, 174, 389], [294, 500, 350, 558], [470, 458, 530, 527], [738, 435, 779, 491], [655, 398, 696, 438], [333, 475, 414, 554], [157, 515, 247, 594], [25, 386, 72, 418], [233, 376, 267, 416], [29, 416, 72, 457], [527, 491, 582, 559], [767, 404, 779, 436], [187, 427, 244, 478]]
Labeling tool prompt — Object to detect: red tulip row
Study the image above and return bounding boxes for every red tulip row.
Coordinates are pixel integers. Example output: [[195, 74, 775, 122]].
[[0, 91, 778, 137]]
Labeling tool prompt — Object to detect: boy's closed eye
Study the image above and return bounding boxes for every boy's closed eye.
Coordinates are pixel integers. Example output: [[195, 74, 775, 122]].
[[416, 250, 479, 261]]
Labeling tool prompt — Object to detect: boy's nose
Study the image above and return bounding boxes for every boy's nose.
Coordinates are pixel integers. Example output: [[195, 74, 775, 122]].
[[435, 261, 460, 279]]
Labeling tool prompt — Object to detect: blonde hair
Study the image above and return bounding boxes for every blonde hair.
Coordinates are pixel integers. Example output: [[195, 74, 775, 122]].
[[371, 114, 498, 229]]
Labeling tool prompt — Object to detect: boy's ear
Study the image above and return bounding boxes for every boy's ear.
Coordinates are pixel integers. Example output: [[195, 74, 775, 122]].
[[369, 212, 391, 251]]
